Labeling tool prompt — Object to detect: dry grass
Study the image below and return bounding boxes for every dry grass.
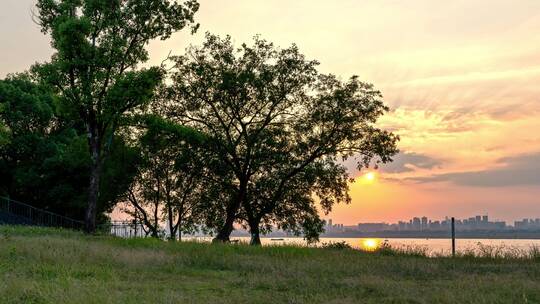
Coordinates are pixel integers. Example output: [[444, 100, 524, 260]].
[[1, 226, 540, 303]]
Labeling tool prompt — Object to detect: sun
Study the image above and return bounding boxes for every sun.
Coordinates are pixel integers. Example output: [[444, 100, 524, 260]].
[[364, 172, 376, 181], [361, 238, 380, 251]]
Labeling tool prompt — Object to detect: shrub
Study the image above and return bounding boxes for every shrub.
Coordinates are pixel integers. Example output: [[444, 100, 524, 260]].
[[321, 241, 353, 250]]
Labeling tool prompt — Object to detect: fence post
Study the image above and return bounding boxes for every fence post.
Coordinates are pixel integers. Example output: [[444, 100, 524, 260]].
[[451, 217, 456, 257]]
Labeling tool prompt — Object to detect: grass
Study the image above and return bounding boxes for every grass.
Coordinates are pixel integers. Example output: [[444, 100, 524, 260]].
[[1, 226, 540, 303]]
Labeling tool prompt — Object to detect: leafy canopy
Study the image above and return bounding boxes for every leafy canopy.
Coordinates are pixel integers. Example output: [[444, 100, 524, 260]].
[[168, 34, 399, 243], [34, 0, 199, 231], [35, 0, 198, 143], [0, 74, 136, 220]]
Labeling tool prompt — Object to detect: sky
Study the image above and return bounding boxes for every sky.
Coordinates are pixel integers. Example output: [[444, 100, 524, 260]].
[[1, 0, 540, 224]]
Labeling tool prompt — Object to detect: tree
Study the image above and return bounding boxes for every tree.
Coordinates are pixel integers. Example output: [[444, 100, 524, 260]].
[[168, 34, 399, 244], [0, 74, 56, 199], [34, 0, 199, 232], [123, 116, 207, 239], [0, 73, 137, 221]]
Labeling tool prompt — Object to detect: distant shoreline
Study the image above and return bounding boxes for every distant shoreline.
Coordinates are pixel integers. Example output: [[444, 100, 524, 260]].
[[229, 230, 540, 240]]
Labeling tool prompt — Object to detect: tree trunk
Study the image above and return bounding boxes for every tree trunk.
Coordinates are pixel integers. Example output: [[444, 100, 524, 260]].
[[213, 180, 246, 243], [167, 204, 175, 241], [85, 135, 101, 234], [249, 221, 261, 246], [212, 208, 237, 243], [84, 112, 104, 234], [177, 209, 182, 242]]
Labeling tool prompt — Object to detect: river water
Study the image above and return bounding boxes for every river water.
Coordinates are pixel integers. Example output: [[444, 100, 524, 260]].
[[225, 237, 540, 256]]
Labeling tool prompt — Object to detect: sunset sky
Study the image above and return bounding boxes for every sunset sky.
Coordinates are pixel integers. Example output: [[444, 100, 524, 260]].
[[2, 0, 539, 224]]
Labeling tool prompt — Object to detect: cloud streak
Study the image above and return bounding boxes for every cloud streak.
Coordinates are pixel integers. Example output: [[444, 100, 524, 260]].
[[380, 152, 443, 173], [409, 152, 540, 187]]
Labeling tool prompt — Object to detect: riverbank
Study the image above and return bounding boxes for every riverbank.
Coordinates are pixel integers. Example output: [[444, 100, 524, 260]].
[[1, 226, 540, 303]]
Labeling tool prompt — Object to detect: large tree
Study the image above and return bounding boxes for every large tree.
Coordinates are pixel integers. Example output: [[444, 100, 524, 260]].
[[123, 116, 207, 239], [34, 0, 199, 232], [168, 34, 399, 244]]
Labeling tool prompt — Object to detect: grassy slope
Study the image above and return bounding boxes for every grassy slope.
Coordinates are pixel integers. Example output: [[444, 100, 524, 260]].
[[1, 226, 539, 304]]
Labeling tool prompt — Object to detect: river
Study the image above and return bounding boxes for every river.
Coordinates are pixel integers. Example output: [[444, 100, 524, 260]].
[[226, 237, 540, 256]]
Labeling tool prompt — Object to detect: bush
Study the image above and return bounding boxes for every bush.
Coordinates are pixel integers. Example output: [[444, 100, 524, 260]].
[[321, 241, 353, 250]]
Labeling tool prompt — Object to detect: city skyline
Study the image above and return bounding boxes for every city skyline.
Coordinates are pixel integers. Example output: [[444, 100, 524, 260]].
[[2, 0, 540, 224], [328, 213, 540, 229]]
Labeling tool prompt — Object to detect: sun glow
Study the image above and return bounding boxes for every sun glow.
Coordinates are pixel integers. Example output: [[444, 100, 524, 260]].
[[363, 172, 376, 182], [361, 238, 380, 251]]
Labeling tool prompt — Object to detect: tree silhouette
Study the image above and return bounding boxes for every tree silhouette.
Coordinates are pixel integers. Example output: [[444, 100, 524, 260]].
[[168, 34, 399, 244]]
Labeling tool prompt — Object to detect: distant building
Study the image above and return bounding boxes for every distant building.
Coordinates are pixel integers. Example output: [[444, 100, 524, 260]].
[[430, 220, 442, 230], [515, 219, 528, 229], [421, 217, 428, 231], [514, 218, 540, 230], [493, 221, 506, 229], [412, 217, 421, 231], [357, 223, 389, 233]]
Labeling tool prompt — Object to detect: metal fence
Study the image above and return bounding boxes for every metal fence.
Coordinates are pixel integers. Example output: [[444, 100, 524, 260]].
[[0, 196, 84, 230], [104, 221, 149, 238], [0, 197, 161, 239]]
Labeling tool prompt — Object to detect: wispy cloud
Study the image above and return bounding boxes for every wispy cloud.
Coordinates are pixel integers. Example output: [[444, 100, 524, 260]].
[[379, 152, 443, 173], [409, 152, 540, 187], [385, 66, 540, 88]]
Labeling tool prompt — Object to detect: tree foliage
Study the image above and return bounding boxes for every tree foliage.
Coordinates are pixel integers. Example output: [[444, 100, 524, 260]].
[[0, 73, 135, 220], [34, 0, 199, 232], [167, 34, 399, 244]]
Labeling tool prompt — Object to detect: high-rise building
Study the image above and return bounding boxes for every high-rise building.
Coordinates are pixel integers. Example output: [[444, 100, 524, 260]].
[[357, 223, 389, 232], [421, 216, 428, 230], [412, 217, 421, 231]]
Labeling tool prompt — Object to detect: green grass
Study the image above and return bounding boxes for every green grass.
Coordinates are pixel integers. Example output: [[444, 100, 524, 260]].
[[1, 226, 540, 303]]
